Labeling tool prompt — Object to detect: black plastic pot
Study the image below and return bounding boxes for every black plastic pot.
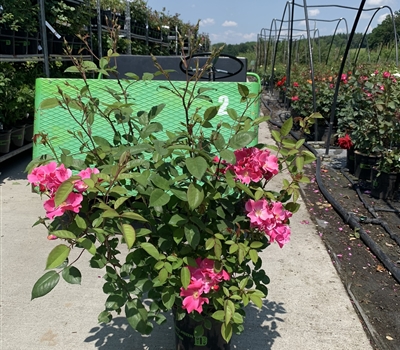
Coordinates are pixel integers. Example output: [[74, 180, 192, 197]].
[[346, 148, 355, 174], [0, 130, 12, 153], [174, 313, 230, 350], [24, 123, 34, 143], [354, 151, 379, 181], [11, 126, 25, 147], [371, 168, 400, 200]]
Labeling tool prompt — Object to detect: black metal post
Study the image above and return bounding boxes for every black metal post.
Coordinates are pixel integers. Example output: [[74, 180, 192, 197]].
[[96, 0, 102, 58], [325, 0, 367, 156], [38, 0, 49, 77], [302, 0, 318, 140], [125, 0, 131, 54]]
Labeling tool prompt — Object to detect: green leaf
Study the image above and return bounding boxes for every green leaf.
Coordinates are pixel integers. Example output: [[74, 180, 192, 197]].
[[249, 249, 258, 264], [141, 122, 163, 138], [185, 224, 200, 248], [225, 300, 235, 324], [232, 312, 244, 324], [250, 241, 263, 249], [121, 212, 148, 222], [114, 197, 129, 210], [281, 117, 293, 136], [141, 242, 159, 259], [169, 214, 188, 226], [125, 72, 139, 80], [54, 181, 74, 207], [205, 238, 215, 250], [76, 238, 96, 255], [150, 174, 170, 190], [82, 61, 98, 71], [99, 57, 109, 70], [181, 266, 191, 289], [46, 244, 70, 270], [229, 132, 256, 149], [171, 188, 188, 201], [249, 294, 263, 308], [125, 299, 151, 334], [40, 97, 59, 109], [220, 149, 236, 163], [122, 224, 136, 249], [74, 215, 87, 230], [142, 72, 154, 81], [62, 266, 82, 284], [52, 230, 76, 239], [158, 268, 168, 284], [162, 287, 176, 309], [237, 83, 249, 97], [235, 182, 254, 198], [31, 271, 60, 300], [211, 310, 225, 321], [296, 156, 304, 172], [271, 129, 281, 142], [221, 322, 233, 343], [187, 184, 204, 210], [149, 189, 170, 207], [204, 106, 219, 121], [64, 66, 80, 73], [186, 157, 208, 179], [227, 108, 238, 121], [98, 310, 112, 324]]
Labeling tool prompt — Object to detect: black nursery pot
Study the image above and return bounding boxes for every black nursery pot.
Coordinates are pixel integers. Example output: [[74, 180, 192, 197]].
[[174, 313, 230, 350], [11, 126, 25, 147], [354, 151, 379, 181], [371, 168, 400, 200], [346, 148, 355, 175], [0, 130, 12, 154]]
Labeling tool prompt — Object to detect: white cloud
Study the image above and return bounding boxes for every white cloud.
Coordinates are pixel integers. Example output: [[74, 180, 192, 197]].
[[222, 21, 238, 27], [308, 9, 320, 17], [366, 0, 391, 5], [200, 18, 215, 26], [377, 13, 389, 24], [242, 33, 256, 41], [210, 30, 256, 44]]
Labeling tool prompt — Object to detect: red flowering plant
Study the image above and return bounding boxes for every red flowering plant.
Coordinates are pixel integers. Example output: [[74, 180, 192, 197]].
[[337, 134, 353, 150], [343, 65, 400, 155], [26, 46, 315, 343]]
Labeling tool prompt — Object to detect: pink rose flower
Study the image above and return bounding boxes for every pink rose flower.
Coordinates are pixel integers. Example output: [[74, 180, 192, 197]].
[[74, 167, 100, 192], [180, 280, 209, 314], [43, 192, 83, 219]]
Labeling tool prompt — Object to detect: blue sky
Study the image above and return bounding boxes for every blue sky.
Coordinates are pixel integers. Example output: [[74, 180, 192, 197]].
[[145, 0, 400, 44]]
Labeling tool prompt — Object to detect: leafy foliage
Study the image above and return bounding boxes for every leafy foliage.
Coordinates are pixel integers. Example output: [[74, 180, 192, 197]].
[[27, 47, 315, 343]]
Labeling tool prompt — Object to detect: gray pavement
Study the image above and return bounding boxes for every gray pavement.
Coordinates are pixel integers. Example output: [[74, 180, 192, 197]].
[[0, 123, 373, 349]]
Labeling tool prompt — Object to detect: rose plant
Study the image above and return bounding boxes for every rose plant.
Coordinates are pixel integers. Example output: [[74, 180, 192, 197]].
[[26, 49, 315, 343]]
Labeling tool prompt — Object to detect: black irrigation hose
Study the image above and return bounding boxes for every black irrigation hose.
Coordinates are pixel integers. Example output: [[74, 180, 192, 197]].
[[340, 169, 400, 247], [263, 97, 400, 284]]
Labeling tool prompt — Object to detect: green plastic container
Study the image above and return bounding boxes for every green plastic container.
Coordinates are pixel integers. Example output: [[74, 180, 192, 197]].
[[33, 78, 261, 159]]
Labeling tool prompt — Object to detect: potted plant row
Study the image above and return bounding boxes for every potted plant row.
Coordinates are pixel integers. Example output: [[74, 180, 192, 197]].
[[0, 62, 34, 154]]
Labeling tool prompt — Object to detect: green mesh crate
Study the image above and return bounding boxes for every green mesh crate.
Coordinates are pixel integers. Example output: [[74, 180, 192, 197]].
[[33, 78, 261, 159]]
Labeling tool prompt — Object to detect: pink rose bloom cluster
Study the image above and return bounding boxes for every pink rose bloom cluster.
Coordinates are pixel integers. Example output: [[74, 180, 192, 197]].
[[225, 147, 279, 184], [28, 161, 99, 220], [180, 258, 230, 314], [245, 199, 292, 248]]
